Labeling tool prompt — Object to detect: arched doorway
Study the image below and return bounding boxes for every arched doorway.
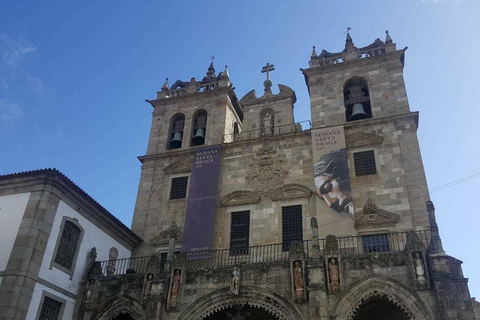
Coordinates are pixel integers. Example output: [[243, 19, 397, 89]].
[[204, 305, 279, 320], [111, 311, 136, 320], [178, 286, 303, 320], [352, 296, 410, 320]]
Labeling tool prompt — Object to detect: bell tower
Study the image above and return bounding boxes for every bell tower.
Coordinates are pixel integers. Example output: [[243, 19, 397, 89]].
[[144, 62, 243, 155], [131, 62, 243, 253], [304, 31, 408, 127], [303, 31, 430, 230]]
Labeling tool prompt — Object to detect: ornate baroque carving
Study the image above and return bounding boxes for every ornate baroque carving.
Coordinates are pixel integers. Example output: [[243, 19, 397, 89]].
[[245, 147, 287, 195], [221, 190, 261, 207], [270, 184, 312, 201], [163, 156, 193, 174], [346, 132, 384, 148], [354, 198, 399, 230]]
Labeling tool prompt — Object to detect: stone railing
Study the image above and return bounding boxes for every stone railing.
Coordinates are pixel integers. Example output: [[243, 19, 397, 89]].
[[222, 120, 311, 143], [92, 230, 430, 276]]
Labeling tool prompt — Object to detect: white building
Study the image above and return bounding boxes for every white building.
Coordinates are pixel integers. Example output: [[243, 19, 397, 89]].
[[0, 169, 141, 320]]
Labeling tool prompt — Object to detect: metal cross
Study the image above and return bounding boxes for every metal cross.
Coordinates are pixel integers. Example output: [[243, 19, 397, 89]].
[[261, 63, 275, 81]]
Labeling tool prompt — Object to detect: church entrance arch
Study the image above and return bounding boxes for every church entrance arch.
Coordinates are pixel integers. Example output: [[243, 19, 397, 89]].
[[330, 275, 434, 320], [177, 286, 303, 320], [351, 296, 410, 320]]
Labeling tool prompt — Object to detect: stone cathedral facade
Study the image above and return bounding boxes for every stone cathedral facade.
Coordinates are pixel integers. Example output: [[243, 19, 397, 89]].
[[77, 32, 479, 320]]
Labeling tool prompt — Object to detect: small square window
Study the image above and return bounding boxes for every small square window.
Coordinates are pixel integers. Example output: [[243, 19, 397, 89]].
[[169, 177, 189, 200], [38, 296, 63, 320], [362, 234, 390, 253], [353, 150, 377, 176]]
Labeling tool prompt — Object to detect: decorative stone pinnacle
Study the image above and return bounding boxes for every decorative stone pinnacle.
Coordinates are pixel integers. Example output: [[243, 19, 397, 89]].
[[311, 45, 317, 58], [206, 61, 216, 79], [346, 32, 353, 44], [223, 65, 229, 79], [161, 78, 169, 91], [426, 200, 444, 254], [385, 30, 393, 44]]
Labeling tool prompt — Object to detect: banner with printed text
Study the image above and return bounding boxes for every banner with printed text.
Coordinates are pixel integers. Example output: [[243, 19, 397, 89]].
[[181, 145, 222, 253], [311, 126, 354, 215]]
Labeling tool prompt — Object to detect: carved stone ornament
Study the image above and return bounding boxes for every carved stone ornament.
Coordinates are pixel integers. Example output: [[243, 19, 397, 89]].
[[404, 231, 426, 252], [239, 84, 297, 105], [163, 156, 193, 175], [292, 260, 306, 302], [245, 147, 288, 195], [167, 269, 183, 312], [221, 190, 261, 207], [346, 132, 384, 148], [230, 267, 241, 295], [149, 224, 183, 247], [347, 290, 415, 320], [324, 234, 339, 257], [354, 198, 399, 230], [270, 184, 313, 201]]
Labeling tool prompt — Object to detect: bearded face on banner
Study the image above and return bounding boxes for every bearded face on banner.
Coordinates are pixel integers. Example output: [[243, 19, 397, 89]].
[[313, 149, 353, 214]]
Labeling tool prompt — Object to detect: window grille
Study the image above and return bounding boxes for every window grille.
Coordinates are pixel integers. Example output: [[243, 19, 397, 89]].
[[282, 205, 303, 251], [230, 211, 250, 255], [169, 176, 189, 199], [353, 150, 377, 176], [54, 221, 81, 270], [362, 234, 390, 253], [39, 296, 62, 320]]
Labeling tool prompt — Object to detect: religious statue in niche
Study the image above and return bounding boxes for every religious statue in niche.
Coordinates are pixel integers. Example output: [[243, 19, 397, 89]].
[[293, 261, 305, 301], [413, 253, 426, 285], [230, 267, 241, 295], [329, 258, 340, 293], [263, 112, 273, 137], [168, 269, 182, 311]]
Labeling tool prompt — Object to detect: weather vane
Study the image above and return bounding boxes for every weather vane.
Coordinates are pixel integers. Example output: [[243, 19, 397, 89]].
[[342, 27, 352, 35]]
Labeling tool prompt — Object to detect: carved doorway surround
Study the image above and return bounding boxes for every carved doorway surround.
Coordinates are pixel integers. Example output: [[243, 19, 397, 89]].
[[177, 286, 303, 320], [330, 275, 434, 320]]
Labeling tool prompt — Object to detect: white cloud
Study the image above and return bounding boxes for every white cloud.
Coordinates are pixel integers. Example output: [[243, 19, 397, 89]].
[[0, 99, 23, 129], [0, 34, 36, 66], [34, 124, 65, 142], [27, 75, 45, 96]]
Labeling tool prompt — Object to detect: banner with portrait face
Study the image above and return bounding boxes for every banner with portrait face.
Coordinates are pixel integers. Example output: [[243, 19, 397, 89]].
[[181, 146, 222, 253], [311, 126, 353, 215]]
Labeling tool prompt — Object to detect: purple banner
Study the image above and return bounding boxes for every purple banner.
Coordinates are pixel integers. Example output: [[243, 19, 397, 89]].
[[181, 146, 222, 253]]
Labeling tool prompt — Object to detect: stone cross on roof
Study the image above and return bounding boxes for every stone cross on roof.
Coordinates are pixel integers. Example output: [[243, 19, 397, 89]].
[[261, 63, 275, 94]]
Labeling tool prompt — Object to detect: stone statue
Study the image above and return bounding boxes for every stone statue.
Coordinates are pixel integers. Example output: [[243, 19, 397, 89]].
[[414, 253, 426, 283], [106, 247, 118, 276], [263, 112, 273, 137], [82, 247, 97, 281], [169, 269, 182, 311], [329, 258, 340, 293], [293, 261, 304, 301], [230, 267, 240, 295]]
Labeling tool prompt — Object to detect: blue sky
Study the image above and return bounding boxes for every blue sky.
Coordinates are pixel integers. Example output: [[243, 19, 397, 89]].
[[1, 0, 479, 297]]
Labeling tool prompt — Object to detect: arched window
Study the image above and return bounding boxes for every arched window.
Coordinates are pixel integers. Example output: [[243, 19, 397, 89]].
[[168, 113, 185, 149], [51, 217, 84, 278], [191, 110, 207, 146], [344, 77, 372, 122]]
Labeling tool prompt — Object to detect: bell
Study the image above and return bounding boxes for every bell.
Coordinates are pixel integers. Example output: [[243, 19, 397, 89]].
[[348, 103, 370, 121], [169, 132, 183, 149], [192, 128, 205, 146]]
